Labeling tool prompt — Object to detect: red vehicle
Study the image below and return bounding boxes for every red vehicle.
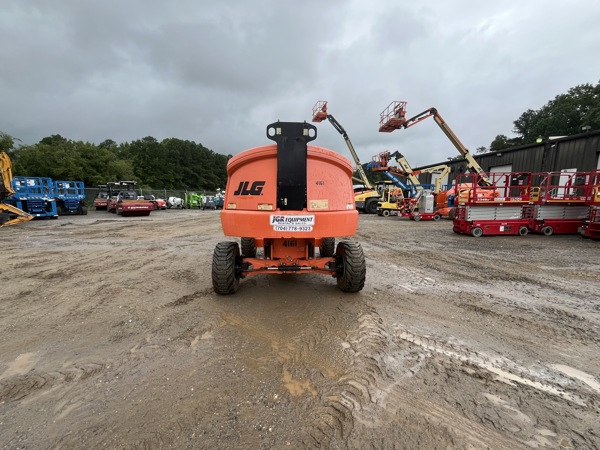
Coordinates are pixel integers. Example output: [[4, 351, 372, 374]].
[[143, 195, 167, 210], [107, 181, 153, 217], [93, 185, 109, 210], [453, 172, 531, 237], [212, 121, 366, 295], [580, 170, 600, 239], [524, 171, 592, 236]]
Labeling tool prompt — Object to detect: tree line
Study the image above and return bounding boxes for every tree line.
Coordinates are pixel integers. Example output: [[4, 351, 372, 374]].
[[3, 80, 599, 189], [479, 80, 600, 153], [1, 133, 229, 191]]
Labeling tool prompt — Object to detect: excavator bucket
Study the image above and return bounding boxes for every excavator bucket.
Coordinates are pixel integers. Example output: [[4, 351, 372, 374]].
[[379, 101, 408, 132], [311, 100, 328, 122]]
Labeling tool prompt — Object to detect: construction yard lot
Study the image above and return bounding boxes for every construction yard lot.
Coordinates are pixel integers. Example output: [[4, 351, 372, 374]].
[[1, 209, 599, 449]]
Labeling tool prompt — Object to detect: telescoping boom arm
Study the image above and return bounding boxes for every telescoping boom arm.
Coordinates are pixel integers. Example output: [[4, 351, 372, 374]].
[[312, 101, 372, 190], [379, 102, 492, 186]]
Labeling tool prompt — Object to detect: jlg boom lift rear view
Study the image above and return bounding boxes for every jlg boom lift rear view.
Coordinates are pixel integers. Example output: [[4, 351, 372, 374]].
[[311, 101, 381, 214], [213, 121, 366, 295]]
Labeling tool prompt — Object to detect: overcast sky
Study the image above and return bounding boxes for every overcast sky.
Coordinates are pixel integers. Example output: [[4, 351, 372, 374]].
[[2, 0, 600, 168]]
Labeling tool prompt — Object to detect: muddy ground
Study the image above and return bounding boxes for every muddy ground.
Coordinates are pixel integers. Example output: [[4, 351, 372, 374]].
[[0, 209, 599, 450]]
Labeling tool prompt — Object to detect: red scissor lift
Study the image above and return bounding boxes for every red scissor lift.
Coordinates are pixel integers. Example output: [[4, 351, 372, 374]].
[[579, 170, 600, 239], [453, 172, 531, 237], [524, 171, 592, 236]]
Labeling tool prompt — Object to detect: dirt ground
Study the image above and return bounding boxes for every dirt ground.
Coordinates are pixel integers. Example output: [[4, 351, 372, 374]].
[[1, 209, 599, 450]]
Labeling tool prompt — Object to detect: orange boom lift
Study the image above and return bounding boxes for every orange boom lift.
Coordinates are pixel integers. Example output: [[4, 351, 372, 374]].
[[213, 121, 366, 295]]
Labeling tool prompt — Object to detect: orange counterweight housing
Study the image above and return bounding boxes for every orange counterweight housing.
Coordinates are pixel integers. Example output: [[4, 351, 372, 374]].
[[221, 145, 358, 238], [212, 121, 366, 295]]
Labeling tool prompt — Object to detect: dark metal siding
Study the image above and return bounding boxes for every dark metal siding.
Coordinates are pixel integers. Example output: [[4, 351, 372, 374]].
[[415, 130, 600, 185]]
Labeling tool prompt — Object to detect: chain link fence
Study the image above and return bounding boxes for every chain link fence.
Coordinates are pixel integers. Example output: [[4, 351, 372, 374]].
[[82, 187, 220, 206]]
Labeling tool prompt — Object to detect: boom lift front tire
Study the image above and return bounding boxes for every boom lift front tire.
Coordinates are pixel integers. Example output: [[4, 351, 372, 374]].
[[365, 199, 378, 214], [241, 238, 257, 257], [335, 241, 366, 293], [518, 226, 529, 236], [319, 237, 335, 257], [212, 242, 241, 295]]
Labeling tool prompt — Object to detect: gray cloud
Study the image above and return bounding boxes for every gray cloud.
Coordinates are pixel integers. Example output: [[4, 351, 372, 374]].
[[1, 0, 599, 168]]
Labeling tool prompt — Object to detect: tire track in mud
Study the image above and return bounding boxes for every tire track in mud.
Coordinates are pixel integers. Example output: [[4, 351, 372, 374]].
[[300, 303, 516, 449], [387, 325, 600, 449], [457, 297, 600, 346], [0, 362, 106, 403], [308, 306, 401, 449]]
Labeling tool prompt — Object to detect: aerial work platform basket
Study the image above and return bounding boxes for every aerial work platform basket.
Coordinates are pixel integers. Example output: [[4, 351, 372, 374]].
[[311, 100, 328, 122], [379, 101, 408, 132]]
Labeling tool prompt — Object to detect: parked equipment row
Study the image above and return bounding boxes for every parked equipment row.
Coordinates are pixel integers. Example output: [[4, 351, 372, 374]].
[[451, 170, 600, 238], [4, 176, 86, 219]]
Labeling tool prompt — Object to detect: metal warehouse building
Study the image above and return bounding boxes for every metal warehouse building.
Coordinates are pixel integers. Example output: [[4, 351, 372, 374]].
[[413, 129, 600, 186]]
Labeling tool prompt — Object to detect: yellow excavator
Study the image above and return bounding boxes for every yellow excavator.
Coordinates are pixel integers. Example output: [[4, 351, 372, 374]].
[[1, 152, 33, 226]]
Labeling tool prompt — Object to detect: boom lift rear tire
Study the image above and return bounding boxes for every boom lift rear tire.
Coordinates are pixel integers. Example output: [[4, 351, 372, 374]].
[[335, 241, 366, 293], [319, 237, 335, 257], [241, 238, 257, 257], [518, 226, 529, 236], [212, 242, 241, 295]]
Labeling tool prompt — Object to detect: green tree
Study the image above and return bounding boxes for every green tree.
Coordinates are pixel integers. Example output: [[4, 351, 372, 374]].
[[488, 80, 600, 148]]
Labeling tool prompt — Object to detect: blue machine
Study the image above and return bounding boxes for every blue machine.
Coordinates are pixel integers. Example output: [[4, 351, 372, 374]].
[[7, 176, 58, 219], [54, 180, 87, 215]]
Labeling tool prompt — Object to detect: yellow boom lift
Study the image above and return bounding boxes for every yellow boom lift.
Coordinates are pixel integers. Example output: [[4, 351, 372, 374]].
[[312, 101, 381, 214]]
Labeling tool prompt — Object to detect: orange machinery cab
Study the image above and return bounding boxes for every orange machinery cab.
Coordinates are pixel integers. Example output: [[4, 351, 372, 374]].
[[213, 121, 366, 295]]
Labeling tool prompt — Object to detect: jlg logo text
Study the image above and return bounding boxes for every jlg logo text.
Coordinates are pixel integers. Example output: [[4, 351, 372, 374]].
[[233, 181, 265, 196]]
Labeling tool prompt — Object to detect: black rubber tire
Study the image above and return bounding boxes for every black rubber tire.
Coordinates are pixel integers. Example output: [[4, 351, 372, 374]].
[[240, 238, 256, 257], [319, 237, 335, 257], [519, 226, 529, 236], [413, 214, 421, 222], [335, 241, 366, 293], [365, 200, 378, 214], [542, 226, 554, 236], [212, 242, 240, 295], [471, 227, 483, 238], [57, 206, 64, 216], [382, 209, 390, 217], [433, 214, 441, 221], [448, 208, 457, 220]]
